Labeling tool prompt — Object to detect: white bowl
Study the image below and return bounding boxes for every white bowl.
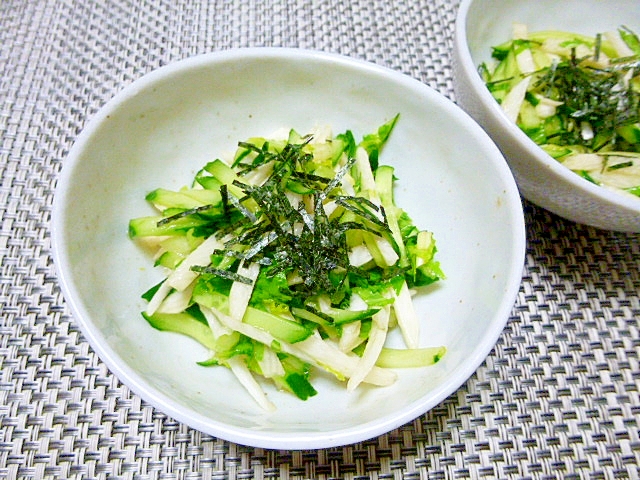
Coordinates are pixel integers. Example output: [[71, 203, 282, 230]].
[[51, 48, 525, 449], [452, 0, 640, 232]]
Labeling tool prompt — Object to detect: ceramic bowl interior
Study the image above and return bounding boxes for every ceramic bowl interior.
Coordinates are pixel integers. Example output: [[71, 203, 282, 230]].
[[52, 48, 526, 449], [452, 0, 640, 232]]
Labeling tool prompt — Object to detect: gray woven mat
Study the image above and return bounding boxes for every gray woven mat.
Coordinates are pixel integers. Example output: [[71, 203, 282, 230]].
[[1, 1, 640, 479]]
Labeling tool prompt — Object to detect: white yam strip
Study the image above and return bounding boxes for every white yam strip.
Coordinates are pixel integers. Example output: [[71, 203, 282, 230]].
[[622, 68, 635, 89], [166, 235, 223, 291], [200, 303, 276, 411], [353, 148, 398, 266], [599, 183, 640, 200], [340, 172, 357, 196], [414, 230, 433, 269], [202, 307, 232, 338], [349, 293, 369, 311], [136, 235, 171, 252], [595, 165, 640, 189], [286, 271, 304, 286], [377, 237, 400, 266], [227, 356, 276, 412], [338, 321, 363, 353], [604, 30, 635, 58], [242, 161, 274, 186], [363, 232, 399, 267], [323, 199, 340, 218], [310, 124, 333, 144], [393, 281, 420, 349], [206, 306, 396, 386], [560, 153, 603, 171], [511, 22, 528, 40], [156, 283, 195, 314], [145, 280, 173, 317], [354, 146, 378, 195], [286, 191, 304, 212], [267, 127, 290, 141], [348, 243, 374, 267], [581, 121, 594, 141], [515, 50, 535, 75], [315, 294, 332, 313], [512, 23, 536, 74], [257, 347, 286, 378], [338, 293, 367, 352], [292, 331, 396, 386], [228, 262, 260, 322], [208, 305, 279, 344], [501, 76, 531, 124], [347, 305, 391, 391], [147, 235, 223, 316], [535, 97, 563, 118]]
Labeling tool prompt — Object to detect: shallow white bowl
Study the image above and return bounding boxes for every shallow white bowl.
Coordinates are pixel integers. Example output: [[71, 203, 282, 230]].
[[452, 0, 640, 232], [52, 48, 525, 449]]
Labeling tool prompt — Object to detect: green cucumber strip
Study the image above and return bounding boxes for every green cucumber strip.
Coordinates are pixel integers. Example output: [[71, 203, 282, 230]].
[[290, 307, 332, 327], [128, 215, 212, 237], [204, 159, 239, 183], [375, 346, 446, 368], [374, 165, 407, 266], [318, 306, 380, 325], [155, 250, 184, 269], [143, 310, 217, 351], [195, 175, 223, 190], [196, 332, 246, 366], [243, 307, 313, 344], [145, 188, 221, 209]]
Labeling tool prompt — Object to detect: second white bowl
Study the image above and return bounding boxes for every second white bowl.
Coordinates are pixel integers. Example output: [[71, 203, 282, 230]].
[[452, 0, 640, 232]]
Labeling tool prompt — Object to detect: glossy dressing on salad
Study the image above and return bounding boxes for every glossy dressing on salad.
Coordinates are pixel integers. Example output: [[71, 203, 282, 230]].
[[128, 117, 445, 410]]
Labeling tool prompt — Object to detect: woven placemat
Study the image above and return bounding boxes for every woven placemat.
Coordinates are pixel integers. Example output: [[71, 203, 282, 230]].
[[1, 1, 639, 478]]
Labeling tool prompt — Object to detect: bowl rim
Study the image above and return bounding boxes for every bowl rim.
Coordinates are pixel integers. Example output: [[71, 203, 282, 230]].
[[51, 46, 527, 449], [454, 0, 640, 217]]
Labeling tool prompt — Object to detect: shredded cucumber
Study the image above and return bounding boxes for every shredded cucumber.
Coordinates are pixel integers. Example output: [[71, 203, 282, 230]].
[[480, 24, 640, 200], [129, 115, 445, 409]]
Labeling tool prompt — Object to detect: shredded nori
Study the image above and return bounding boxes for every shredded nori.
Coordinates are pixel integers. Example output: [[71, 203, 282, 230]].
[[223, 139, 392, 299], [190, 265, 253, 284], [156, 204, 217, 226], [530, 48, 640, 150], [154, 136, 398, 299]]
